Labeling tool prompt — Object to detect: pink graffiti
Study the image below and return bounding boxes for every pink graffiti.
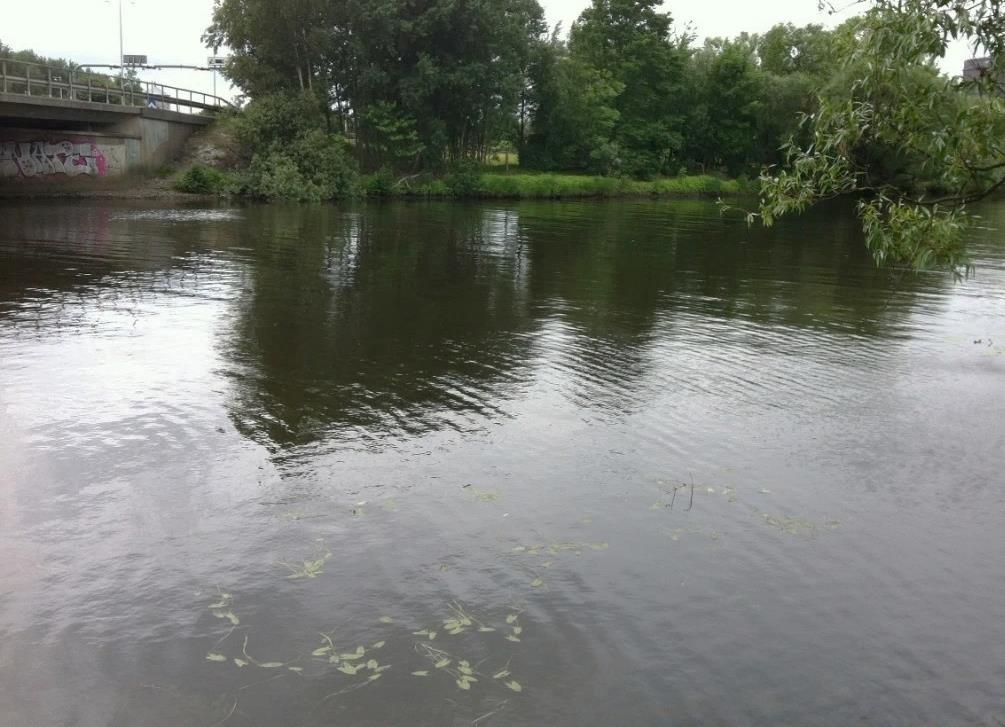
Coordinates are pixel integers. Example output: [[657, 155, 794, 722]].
[[0, 140, 109, 179]]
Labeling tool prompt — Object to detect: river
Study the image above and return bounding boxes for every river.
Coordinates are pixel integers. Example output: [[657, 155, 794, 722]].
[[1, 198, 1003, 726]]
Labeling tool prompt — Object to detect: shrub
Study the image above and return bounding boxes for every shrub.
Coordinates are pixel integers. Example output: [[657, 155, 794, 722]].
[[174, 164, 234, 195], [242, 129, 358, 202], [364, 168, 395, 197], [444, 162, 483, 198]]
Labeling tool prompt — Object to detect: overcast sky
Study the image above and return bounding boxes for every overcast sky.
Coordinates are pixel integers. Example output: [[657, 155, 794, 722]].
[[1, 0, 971, 100]]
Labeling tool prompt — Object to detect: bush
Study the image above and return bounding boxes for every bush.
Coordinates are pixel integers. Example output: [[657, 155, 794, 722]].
[[444, 162, 483, 198], [363, 168, 395, 197], [241, 129, 358, 202], [174, 164, 234, 195]]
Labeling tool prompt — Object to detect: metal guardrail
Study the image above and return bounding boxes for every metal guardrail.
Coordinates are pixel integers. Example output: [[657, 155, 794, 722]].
[[0, 58, 233, 115]]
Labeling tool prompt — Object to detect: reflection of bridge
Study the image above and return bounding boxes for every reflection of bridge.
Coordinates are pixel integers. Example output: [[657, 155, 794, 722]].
[[1, 60, 233, 185]]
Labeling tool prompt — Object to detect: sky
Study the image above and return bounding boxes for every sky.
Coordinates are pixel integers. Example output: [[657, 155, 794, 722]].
[[1, 0, 973, 101]]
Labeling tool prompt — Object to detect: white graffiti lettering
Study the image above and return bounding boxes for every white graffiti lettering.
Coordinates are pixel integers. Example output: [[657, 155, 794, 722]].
[[0, 140, 108, 178]]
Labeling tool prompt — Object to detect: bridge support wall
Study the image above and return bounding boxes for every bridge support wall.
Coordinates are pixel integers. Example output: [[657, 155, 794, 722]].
[[0, 95, 212, 187]]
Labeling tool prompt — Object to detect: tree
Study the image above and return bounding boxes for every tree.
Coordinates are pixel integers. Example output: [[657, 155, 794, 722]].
[[568, 0, 692, 177], [760, 1, 1005, 272]]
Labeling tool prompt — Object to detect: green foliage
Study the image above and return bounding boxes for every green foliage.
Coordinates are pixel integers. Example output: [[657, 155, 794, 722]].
[[363, 168, 396, 198], [241, 128, 358, 202], [229, 91, 358, 201], [759, 0, 1005, 272], [175, 165, 235, 195]]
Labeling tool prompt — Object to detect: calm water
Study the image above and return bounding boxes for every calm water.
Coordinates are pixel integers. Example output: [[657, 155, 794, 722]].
[[1, 198, 1003, 727]]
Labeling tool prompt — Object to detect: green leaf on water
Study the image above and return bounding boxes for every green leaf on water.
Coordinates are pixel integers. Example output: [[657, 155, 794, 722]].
[[233, 658, 249, 668], [505, 635, 521, 643], [478, 627, 496, 633], [412, 671, 430, 677], [493, 669, 510, 680], [434, 658, 452, 669], [205, 653, 227, 662], [312, 647, 331, 657], [506, 614, 518, 625], [288, 667, 304, 673], [372, 641, 386, 649], [456, 678, 472, 690], [368, 673, 382, 682], [378, 616, 394, 624], [340, 652, 364, 661], [459, 665, 474, 676], [259, 662, 284, 669], [505, 680, 523, 692], [530, 578, 544, 588], [512, 626, 523, 636], [590, 542, 609, 551], [338, 665, 360, 676], [366, 659, 379, 670]]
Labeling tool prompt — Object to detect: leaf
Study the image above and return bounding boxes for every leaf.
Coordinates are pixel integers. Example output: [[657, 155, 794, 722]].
[[505, 680, 523, 692], [340, 652, 364, 661], [434, 658, 452, 669], [233, 658, 249, 668], [506, 614, 518, 625], [368, 673, 382, 682], [205, 653, 227, 662], [512, 626, 523, 636], [505, 635, 521, 643], [259, 662, 284, 669], [493, 669, 511, 680], [456, 678, 472, 690], [338, 665, 360, 676], [288, 666, 304, 673], [530, 578, 544, 588], [312, 647, 332, 657], [378, 616, 394, 624], [372, 641, 386, 649], [412, 671, 430, 677], [366, 659, 379, 670], [459, 665, 474, 676], [478, 627, 496, 633]]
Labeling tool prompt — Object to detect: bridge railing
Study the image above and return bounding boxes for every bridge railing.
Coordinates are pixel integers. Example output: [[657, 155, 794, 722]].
[[0, 59, 234, 115]]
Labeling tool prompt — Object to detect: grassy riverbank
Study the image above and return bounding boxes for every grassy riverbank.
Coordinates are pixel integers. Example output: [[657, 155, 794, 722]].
[[174, 163, 755, 201], [396, 172, 754, 200]]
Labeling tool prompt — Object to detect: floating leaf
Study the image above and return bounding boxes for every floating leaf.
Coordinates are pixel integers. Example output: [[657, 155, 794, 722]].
[[505, 635, 521, 643], [590, 542, 609, 551], [368, 673, 382, 682], [456, 678, 472, 690], [412, 671, 430, 677], [338, 665, 360, 676], [434, 658, 452, 669], [379, 616, 395, 624], [205, 653, 227, 662], [493, 669, 511, 680], [506, 614, 519, 625], [259, 662, 284, 669], [478, 627, 496, 633], [512, 626, 523, 636], [530, 578, 544, 588], [312, 647, 332, 657], [234, 658, 249, 668], [459, 665, 474, 676], [288, 667, 304, 673], [372, 641, 386, 650], [366, 659, 379, 670], [340, 651, 364, 661], [505, 680, 523, 692]]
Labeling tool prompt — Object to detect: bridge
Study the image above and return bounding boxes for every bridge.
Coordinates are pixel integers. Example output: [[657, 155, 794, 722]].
[[1, 59, 233, 186]]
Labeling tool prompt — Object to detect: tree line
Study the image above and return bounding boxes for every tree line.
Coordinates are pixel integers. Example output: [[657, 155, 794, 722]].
[[204, 0, 845, 179]]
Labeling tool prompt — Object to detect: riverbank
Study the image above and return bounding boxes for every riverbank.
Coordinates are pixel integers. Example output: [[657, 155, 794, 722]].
[[390, 172, 755, 200]]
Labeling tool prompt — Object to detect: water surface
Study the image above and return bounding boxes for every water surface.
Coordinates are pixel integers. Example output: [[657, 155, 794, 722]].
[[1, 199, 1003, 726]]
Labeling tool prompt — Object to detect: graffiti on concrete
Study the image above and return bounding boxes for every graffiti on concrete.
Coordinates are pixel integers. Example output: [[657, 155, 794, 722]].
[[0, 140, 109, 178]]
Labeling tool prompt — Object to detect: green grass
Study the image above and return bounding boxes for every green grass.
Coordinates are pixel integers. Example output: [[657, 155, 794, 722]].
[[402, 173, 754, 200]]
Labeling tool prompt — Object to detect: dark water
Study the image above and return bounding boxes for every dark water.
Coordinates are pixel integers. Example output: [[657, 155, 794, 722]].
[[1, 198, 1003, 727]]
